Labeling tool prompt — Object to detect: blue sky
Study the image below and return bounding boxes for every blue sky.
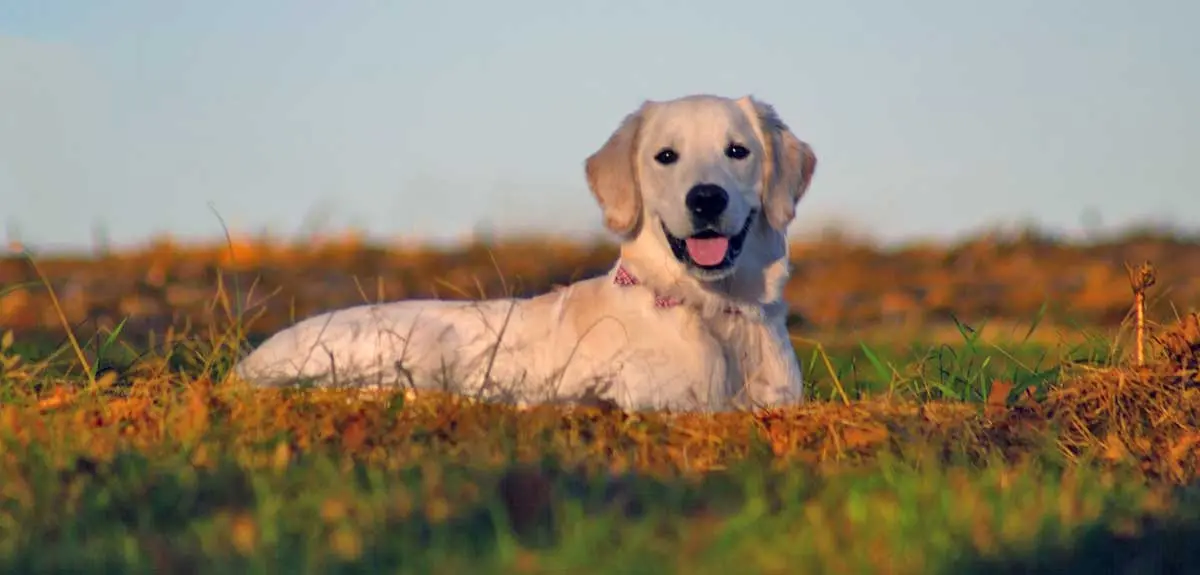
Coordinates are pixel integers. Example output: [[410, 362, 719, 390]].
[[1, 0, 1197, 250]]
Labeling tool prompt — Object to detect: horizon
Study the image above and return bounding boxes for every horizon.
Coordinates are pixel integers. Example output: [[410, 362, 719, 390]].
[[2, 1, 1197, 251], [6, 216, 1197, 258]]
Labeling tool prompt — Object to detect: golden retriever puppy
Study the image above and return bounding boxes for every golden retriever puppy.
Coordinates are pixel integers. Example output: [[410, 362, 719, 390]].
[[235, 94, 817, 412]]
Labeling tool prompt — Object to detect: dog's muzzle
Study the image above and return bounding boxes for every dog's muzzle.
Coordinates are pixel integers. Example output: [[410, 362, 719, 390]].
[[661, 210, 756, 273]]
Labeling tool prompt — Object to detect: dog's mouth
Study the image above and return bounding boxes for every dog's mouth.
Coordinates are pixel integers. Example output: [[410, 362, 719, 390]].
[[662, 211, 756, 272]]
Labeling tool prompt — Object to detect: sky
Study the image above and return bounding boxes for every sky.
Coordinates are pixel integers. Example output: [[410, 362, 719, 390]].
[[1, 0, 1197, 251]]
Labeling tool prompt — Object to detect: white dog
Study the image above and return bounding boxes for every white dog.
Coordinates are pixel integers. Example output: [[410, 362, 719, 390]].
[[234, 94, 817, 412]]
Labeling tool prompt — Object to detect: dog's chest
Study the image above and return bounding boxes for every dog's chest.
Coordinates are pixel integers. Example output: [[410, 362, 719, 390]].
[[701, 312, 764, 374]]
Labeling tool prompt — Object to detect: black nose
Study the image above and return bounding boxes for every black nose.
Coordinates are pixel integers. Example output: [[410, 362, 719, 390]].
[[685, 184, 729, 223]]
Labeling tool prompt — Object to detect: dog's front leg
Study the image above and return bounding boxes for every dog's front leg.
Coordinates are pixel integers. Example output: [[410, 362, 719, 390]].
[[741, 316, 805, 408]]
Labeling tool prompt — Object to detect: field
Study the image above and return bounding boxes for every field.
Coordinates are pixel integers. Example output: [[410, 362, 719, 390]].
[[2, 231, 1200, 573]]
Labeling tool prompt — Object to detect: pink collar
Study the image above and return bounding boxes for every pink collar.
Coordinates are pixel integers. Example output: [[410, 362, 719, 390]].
[[613, 265, 683, 308], [612, 265, 742, 315]]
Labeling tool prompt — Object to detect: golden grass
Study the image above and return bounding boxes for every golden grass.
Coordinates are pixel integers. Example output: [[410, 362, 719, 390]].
[[1, 237, 1199, 572], [0, 236, 1196, 484], [1, 309, 1196, 485], [3, 232, 1198, 339]]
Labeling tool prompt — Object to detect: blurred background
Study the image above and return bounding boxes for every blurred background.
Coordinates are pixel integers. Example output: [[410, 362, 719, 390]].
[[2, 0, 1197, 251], [2, 1, 1198, 343]]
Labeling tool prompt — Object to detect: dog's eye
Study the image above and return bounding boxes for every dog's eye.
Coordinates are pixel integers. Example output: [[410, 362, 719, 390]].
[[653, 148, 679, 165], [725, 143, 750, 160]]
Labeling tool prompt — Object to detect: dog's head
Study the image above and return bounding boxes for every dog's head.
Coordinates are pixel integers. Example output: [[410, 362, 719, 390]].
[[585, 95, 816, 282]]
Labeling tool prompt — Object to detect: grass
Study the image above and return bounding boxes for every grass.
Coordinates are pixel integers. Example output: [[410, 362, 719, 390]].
[[1, 443, 1191, 573], [1, 247, 1199, 573]]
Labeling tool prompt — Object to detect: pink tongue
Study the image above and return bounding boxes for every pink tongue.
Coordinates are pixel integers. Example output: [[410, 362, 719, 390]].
[[685, 236, 729, 266]]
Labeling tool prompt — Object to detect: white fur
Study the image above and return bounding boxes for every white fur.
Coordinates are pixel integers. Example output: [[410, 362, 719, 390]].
[[233, 94, 817, 412]]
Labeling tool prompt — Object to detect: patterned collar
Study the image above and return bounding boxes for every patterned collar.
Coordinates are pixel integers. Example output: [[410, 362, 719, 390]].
[[613, 265, 683, 308], [612, 264, 742, 315]]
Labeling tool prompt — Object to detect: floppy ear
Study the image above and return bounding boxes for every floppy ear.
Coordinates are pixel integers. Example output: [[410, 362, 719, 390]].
[[738, 96, 817, 231], [585, 103, 647, 237]]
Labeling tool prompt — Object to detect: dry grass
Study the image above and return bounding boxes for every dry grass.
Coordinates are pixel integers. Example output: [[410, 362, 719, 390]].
[[3, 230, 1199, 339], [1, 234, 1200, 572], [4, 317, 1196, 483], [1044, 310, 1200, 484]]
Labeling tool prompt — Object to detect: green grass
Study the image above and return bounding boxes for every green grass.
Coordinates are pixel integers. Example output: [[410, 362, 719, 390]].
[[1, 321, 1194, 574], [1, 440, 1194, 574], [12, 321, 1113, 403]]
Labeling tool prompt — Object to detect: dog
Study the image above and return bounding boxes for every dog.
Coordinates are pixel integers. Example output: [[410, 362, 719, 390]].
[[233, 94, 817, 412]]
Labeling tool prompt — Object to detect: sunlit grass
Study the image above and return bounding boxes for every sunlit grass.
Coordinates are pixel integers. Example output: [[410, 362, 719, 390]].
[[0, 438, 1188, 574], [1, 240, 1198, 573], [2, 313, 1198, 573]]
